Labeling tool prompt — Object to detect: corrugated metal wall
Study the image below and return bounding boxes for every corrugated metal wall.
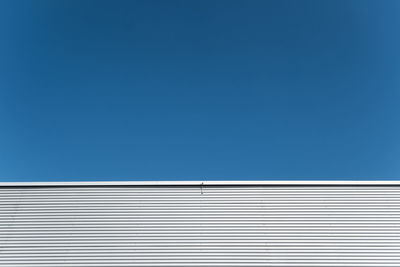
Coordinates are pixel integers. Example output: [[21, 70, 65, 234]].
[[1, 185, 400, 266]]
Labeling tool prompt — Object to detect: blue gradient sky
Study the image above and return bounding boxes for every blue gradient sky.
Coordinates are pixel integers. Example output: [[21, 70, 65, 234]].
[[0, 0, 399, 182]]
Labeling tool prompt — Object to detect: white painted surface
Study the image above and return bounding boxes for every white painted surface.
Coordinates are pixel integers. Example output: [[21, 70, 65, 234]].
[[1, 180, 400, 186], [1, 182, 400, 266]]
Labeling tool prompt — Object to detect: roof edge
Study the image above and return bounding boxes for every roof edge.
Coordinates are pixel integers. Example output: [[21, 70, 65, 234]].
[[1, 181, 400, 186]]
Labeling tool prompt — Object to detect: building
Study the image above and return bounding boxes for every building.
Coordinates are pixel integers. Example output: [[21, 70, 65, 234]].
[[1, 181, 399, 266]]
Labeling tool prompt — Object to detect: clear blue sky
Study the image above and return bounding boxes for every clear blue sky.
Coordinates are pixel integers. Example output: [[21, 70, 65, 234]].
[[0, 0, 399, 182]]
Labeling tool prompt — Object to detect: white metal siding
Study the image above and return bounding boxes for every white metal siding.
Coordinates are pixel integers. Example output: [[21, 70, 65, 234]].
[[1, 184, 400, 266]]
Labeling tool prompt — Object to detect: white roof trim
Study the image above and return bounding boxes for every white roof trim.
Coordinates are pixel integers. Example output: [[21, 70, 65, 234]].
[[1, 181, 400, 186]]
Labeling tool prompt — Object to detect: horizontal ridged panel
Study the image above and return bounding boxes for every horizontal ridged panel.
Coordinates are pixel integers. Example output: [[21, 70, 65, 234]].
[[1, 185, 400, 266]]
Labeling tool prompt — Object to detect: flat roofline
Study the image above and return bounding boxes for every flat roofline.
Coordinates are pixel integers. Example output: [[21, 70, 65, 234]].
[[1, 181, 400, 187]]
